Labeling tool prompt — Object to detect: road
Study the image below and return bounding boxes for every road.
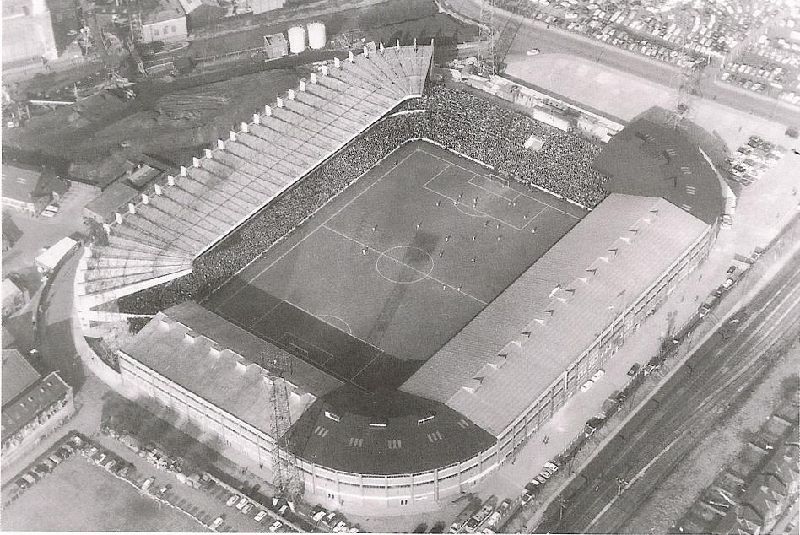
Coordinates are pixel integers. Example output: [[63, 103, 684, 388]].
[[441, 0, 800, 125], [533, 248, 800, 533]]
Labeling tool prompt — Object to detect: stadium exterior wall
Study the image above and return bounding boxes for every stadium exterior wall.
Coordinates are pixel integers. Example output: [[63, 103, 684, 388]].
[[118, 349, 501, 513], [493, 221, 716, 460]]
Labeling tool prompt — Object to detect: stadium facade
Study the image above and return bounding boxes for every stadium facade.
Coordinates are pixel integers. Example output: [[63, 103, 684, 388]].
[[77, 44, 722, 514]]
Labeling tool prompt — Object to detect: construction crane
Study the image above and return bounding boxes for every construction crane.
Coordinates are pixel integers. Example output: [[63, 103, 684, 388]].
[[267, 351, 304, 501]]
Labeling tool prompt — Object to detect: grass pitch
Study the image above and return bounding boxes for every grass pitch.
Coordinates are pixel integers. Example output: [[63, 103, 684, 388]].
[[206, 140, 583, 391]]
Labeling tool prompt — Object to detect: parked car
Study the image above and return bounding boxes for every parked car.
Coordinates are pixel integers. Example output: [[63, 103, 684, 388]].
[[312, 510, 327, 522], [211, 516, 224, 529], [543, 461, 560, 472], [580, 380, 593, 392], [255, 510, 269, 523], [241, 503, 254, 514], [226, 494, 240, 507], [70, 435, 84, 447], [591, 369, 605, 382], [627, 364, 641, 376], [269, 521, 283, 532]]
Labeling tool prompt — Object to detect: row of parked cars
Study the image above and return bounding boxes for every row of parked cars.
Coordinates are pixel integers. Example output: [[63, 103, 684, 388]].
[[521, 461, 560, 507], [14, 434, 85, 491], [222, 493, 286, 531], [310, 504, 360, 532], [726, 135, 785, 187]]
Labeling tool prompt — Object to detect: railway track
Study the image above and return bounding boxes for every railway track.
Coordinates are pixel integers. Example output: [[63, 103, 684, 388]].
[[535, 258, 800, 533]]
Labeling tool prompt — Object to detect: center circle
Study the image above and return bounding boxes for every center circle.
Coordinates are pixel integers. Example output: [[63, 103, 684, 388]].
[[375, 246, 435, 284]]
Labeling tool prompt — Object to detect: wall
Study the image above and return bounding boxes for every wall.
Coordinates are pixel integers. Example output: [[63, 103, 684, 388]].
[[141, 16, 187, 43]]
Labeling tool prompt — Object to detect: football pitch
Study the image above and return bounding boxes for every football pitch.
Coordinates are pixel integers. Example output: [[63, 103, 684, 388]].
[[206, 140, 584, 391]]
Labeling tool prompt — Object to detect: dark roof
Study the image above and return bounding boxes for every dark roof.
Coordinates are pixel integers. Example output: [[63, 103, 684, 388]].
[[593, 118, 726, 225], [1, 371, 71, 441], [83, 181, 139, 221], [2, 349, 40, 406], [286, 386, 496, 475]]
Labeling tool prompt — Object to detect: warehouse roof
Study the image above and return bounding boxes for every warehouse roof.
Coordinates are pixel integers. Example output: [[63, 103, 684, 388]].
[[121, 303, 342, 438], [286, 386, 495, 475], [401, 194, 709, 436], [593, 118, 726, 225]]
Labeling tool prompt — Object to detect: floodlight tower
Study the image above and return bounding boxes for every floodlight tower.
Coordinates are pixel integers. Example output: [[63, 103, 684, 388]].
[[479, 0, 497, 76], [267, 352, 303, 500]]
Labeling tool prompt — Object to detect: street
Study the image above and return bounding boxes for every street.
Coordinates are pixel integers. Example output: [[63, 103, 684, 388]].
[[533, 247, 800, 533]]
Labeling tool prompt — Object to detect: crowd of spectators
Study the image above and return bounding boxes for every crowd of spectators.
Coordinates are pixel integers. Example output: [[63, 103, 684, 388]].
[[117, 84, 607, 316]]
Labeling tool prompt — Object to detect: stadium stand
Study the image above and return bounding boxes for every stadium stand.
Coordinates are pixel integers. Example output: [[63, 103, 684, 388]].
[[400, 194, 713, 438], [75, 44, 434, 310], [593, 117, 726, 225]]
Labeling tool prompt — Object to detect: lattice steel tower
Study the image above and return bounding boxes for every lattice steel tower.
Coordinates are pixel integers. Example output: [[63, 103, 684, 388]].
[[479, 0, 497, 76], [267, 352, 303, 500]]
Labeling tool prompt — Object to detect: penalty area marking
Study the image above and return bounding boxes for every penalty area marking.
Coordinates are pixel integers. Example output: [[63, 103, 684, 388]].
[[318, 315, 354, 336]]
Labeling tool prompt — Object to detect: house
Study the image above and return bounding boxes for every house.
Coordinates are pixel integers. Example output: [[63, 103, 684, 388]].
[[177, 0, 225, 28], [1, 350, 74, 468], [140, 0, 187, 43], [2, 278, 27, 318], [2, 164, 51, 216], [83, 181, 140, 224], [264, 32, 289, 59]]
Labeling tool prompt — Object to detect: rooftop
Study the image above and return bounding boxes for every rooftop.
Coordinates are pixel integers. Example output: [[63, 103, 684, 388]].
[[84, 181, 140, 222], [286, 387, 496, 475], [401, 194, 709, 436], [2, 349, 40, 407], [593, 118, 726, 225], [1, 371, 70, 441], [120, 303, 343, 439]]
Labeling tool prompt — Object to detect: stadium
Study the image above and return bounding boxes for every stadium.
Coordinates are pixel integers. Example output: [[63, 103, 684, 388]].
[[74, 42, 722, 514]]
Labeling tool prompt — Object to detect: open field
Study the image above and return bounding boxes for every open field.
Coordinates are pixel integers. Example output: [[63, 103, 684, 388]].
[[1, 455, 201, 531], [207, 140, 582, 390]]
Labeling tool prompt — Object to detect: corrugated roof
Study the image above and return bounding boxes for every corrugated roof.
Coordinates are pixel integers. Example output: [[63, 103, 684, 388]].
[[2, 349, 40, 406], [401, 194, 709, 436], [121, 304, 342, 439]]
